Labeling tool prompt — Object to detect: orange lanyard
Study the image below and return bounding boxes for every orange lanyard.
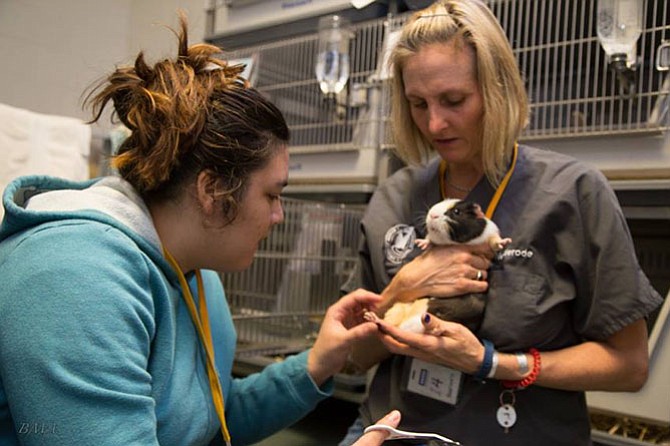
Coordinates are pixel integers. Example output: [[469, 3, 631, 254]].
[[439, 143, 518, 218], [164, 249, 232, 446]]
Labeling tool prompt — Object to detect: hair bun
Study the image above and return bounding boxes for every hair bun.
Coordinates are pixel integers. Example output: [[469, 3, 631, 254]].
[[111, 86, 134, 129], [108, 52, 157, 130], [134, 52, 155, 84]]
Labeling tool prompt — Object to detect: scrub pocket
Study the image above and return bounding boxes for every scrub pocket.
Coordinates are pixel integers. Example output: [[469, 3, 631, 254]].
[[480, 270, 563, 350]]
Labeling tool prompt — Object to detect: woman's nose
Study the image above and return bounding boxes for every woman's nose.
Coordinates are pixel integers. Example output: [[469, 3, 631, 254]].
[[272, 200, 285, 225], [428, 107, 449, 135]]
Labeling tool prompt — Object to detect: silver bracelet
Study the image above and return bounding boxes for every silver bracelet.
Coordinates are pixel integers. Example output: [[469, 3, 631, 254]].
[[487, 351, 499, 379], [515, 352, 529, 375]]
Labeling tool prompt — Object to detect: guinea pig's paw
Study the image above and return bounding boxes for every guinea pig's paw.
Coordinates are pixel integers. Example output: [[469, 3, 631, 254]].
[[498, 237, 512, 249], [363, 311, 381, 323], [415, 238, 431, 251], [491, 236, 512, 252]]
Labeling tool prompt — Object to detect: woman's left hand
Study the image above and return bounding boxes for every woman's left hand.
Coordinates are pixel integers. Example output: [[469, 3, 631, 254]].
[[307, 288, 383, 385], [380, 244, 493, 309], [373, 312, 485, 374]]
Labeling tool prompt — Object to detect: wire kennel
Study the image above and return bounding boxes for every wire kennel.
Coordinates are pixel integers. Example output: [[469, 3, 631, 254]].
[[220, 197, 365, 365], [209, 0, 670, 193]]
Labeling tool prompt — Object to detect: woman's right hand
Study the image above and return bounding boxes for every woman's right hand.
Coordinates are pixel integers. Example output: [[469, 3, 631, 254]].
[[307, 288, 383, 385], [380, 243, 493, 309]]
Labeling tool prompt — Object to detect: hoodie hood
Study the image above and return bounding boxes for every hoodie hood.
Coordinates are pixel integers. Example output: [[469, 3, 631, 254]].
[[1, 175, 163, 260]]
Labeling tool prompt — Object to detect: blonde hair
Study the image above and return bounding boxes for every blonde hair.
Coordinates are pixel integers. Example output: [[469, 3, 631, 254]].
[[84, 13, 289, 223], [390, 0, 528, 185]]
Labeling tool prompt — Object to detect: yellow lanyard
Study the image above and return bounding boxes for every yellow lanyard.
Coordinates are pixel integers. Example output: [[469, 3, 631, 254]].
[[163, 249, 232, 446], [439, 143, 519, 218]]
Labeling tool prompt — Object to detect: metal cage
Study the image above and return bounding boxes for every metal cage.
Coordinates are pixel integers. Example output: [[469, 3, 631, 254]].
[[220, 197, 365, 360], [217, 0, 670, 154]]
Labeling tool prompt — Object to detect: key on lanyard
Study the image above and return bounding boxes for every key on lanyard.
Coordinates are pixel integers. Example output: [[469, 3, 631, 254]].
[[497, 389, 517, 433]]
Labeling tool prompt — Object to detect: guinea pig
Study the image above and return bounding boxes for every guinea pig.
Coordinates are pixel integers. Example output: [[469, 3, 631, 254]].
[[416, 198, 511, 253], [369, 199, 512, 334]]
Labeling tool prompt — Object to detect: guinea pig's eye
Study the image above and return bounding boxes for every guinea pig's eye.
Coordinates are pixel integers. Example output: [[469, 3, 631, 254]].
[[453, 209, 461, 215]]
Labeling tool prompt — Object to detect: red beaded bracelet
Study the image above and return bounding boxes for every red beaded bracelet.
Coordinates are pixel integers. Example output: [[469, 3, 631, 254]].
[[502, 348, 541, 389]]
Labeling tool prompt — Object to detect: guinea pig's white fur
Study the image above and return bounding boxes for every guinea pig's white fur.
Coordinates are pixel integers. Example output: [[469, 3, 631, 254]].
[[381, 299, 429, 333], [416, 198, 511, 252]]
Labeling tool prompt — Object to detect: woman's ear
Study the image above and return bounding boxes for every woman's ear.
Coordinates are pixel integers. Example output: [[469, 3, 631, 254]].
[[195, 170, 218, 216]]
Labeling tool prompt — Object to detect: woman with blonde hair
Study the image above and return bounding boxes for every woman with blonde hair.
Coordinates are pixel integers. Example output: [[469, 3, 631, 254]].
[[341, 1, 662, 444]]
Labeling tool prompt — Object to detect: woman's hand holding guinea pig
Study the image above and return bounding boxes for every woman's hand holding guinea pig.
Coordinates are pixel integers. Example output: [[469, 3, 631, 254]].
[[373, 311, 485, 375], [349, 243, 492, 373], [379, 243, 493, 312]]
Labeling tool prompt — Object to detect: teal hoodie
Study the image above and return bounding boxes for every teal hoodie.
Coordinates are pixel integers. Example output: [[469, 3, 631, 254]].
[[0, 175, 331, 446]]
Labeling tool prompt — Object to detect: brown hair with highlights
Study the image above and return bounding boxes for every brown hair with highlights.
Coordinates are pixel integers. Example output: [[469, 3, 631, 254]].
[[85, 13, 289, 224]]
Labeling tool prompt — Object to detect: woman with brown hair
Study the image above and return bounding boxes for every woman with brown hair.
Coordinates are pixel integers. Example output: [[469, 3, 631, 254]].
[[0, 15, 397, 446]]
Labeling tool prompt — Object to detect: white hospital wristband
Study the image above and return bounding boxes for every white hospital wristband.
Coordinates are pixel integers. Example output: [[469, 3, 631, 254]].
[[515, 352, 529, 375], [486, 351, 499, 379]]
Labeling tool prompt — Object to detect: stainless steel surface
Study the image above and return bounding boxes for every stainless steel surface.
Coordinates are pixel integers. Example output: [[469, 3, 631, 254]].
[[206, 0, 387, 49]]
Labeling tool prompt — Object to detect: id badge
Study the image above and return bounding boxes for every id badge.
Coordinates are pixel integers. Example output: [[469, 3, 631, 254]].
[[403, 358, 463, 405]]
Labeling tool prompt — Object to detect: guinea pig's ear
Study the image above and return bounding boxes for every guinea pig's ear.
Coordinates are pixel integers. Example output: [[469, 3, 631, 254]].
[[473, 203, 485, 219]]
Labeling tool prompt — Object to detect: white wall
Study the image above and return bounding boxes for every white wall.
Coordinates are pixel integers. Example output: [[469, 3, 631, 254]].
[[0, 0, 206, 133], [129, 0, 207, 70]]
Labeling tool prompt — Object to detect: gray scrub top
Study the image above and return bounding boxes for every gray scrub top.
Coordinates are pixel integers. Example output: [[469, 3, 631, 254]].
[[347, 145, 663, 446]]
